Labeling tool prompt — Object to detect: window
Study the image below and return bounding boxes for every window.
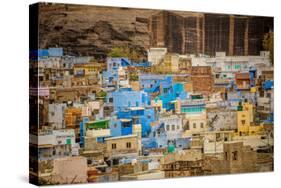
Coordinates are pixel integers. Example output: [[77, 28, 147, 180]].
[[241, 120, 246, 125], [232, 151, 238, 160], [225, 152, 228, 160], [200, 122, 204, 128], [66, 139, 71, 145], [122, 122, 131, 128], [193, 123, 196, 129], [266, 93, 271, 98], [113, 124, 117, 128], [126, 142, 131, 148], [235, 64, 241, 70], [166, 124, 170, 131], [177, 125, 180, 130], [185, 122, 190, 130], [112, 143, 117, 149], [172, 125, 175, 131], [109, 98, 113, 103]]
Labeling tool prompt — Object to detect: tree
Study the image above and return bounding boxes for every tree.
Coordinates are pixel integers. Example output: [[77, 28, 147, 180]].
[[96, 90, 107, 98], [107, 47, 127, 58], [263, 31, 274, 65], [107, 46, 142, 61]]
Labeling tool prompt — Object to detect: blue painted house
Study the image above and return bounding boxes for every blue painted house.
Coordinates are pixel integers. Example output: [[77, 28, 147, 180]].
[[106, 57, 131, 71], [109, 117, 133, 137], [139, 74, 187, 111], [142, 122, 168, 149], [157, 83, 187, 111], [110, 107, 155, 137], [102, 57, 131, 88], [139, 74, 173, 94], [112, 88, 150, 111], [108, 88, 156, 137]]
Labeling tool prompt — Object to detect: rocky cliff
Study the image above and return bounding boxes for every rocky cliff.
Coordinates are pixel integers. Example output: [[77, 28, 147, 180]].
[[38, 3, 273, 58], [38, 3, 157, 59]]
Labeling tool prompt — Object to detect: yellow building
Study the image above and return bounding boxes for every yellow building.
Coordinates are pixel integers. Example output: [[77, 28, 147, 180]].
[[73, 63, 104, 76], [105, 135, 139, 158], [154, 53, 179, 73], [237, 110, 250, 136], [182, 113, 208, 137], [237, 102, 263, 136]]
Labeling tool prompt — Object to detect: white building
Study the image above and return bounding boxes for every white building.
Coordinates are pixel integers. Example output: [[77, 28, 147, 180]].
[[48, 103, 67, 129], [160, 115, 183, 140], [147, 48, 167, 65], [31, 129, 78, 160], [39, 57, 61, 69], [118, 66, 130, 87], [190, 51, 271, 72]]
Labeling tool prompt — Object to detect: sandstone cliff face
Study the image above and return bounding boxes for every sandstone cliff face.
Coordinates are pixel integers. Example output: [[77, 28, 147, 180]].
[[38, 3, 157, 58]]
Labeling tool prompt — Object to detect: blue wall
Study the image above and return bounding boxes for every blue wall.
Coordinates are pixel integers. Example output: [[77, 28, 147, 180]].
[[109, 118, 133, 137], [80, 117, 89, 147], [107, 57, 131, 71], [139, 74, 172, 93], [109, 119, 122, 137], [157, 82, 187, 111], [48, 48, 63, 57], [263, 80, 273, 90], [112, 89, 150, 111]]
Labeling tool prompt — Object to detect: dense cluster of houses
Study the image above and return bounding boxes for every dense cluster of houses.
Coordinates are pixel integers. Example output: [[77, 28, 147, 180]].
[[30, 47, 274, 184]]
